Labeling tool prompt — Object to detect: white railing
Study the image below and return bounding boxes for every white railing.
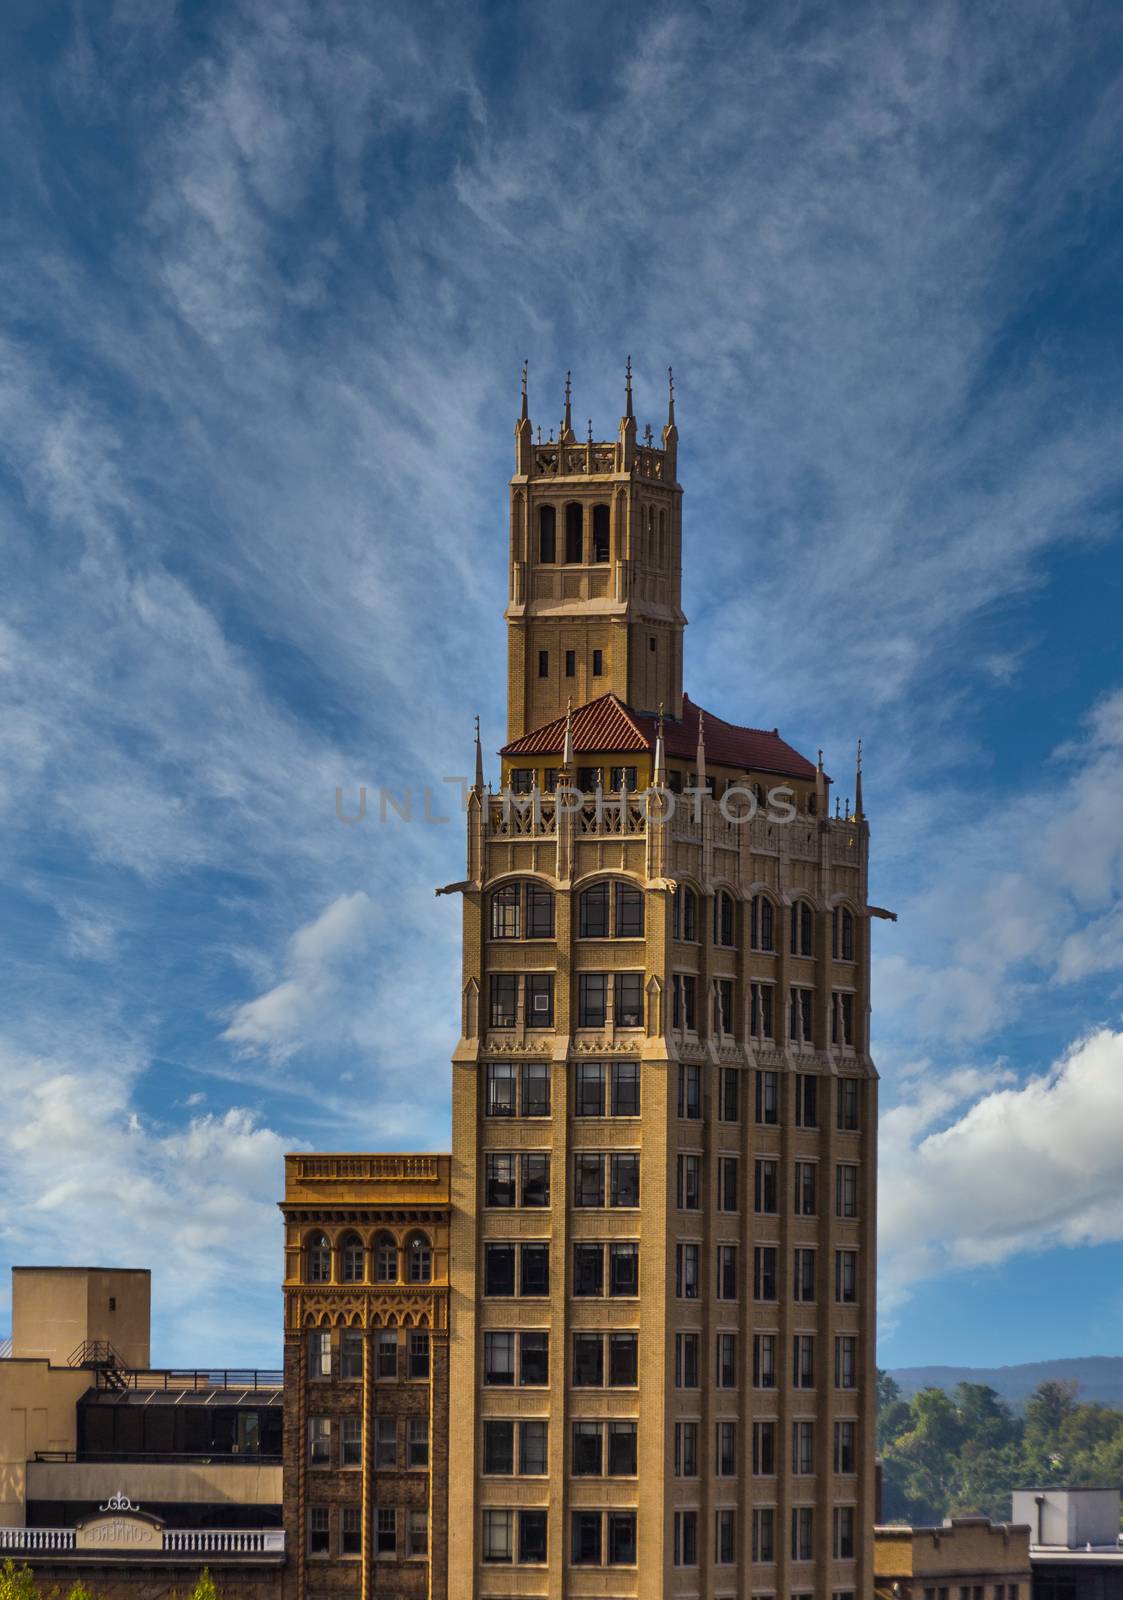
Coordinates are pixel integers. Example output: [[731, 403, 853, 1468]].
[[0, 1528, 284, 1556]]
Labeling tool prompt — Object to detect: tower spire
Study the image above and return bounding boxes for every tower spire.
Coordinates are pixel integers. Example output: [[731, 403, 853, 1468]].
[[562, 370, 572, 439], [653, 702, 666, 785], [854, 739, 864, 821], [815, 748, 826, 819], [667, 365, 675, 427], [520, 359, 528, 422], [624, 354, 633, 420], [695, 709, 707, 794], [474, 714, 484, 791], [562, 698, 574, 771]]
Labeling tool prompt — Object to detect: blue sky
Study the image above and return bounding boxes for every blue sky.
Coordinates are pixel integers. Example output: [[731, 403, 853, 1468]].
[[2, 0, 1123, 1369]]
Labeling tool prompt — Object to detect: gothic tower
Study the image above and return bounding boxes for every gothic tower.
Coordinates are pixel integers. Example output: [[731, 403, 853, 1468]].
[[447, 367, 879, 1599]]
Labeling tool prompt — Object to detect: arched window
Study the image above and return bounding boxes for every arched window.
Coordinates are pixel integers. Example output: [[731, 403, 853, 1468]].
[[538, 505, 556, 563], [565, 503, 583, 563], [307, 1232, 331, 1284], [491, 883, 520, 939], [578, 879, 644, 939], [790, 900, 814, 957], [714, 890, 735, 948], [592, 504, 610, 563], [374, 1232, 398, 1284], [673, 885, 698, 942], [833, 906, 855, 962], [340, 1234, 365, 1284], [407, 1233, 432, 1284], [490, 881, 554, 940], [751, 895, 775, 952]]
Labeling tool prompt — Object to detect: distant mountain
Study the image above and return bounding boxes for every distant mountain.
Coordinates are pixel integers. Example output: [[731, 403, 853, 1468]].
[[889, 1357, 1123, 1410]]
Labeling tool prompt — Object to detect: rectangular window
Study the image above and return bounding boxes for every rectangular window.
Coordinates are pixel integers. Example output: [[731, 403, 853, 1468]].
[[755, 1069, 779, 1125], [341, 1416, 362, 1467], [834, 1418, 856, 1474], [794, 1247, 816, 1303], [521, 1151, 550, 1206], [340, 1328, 363, 1379], [537, 649, 549, 678], [612, 1060, 641, 1115], [485, 1061, 517, 1117], [838, 1076, 860, 1129], [573, 1242, 603, 1297], [375, 1507, 396, 1557], [575, 1061, 606, 1116], [520, 1242, 550, 1296], [611, 1152, 640, 1207], [580, 882, 609, 938], [614, 882, 644, 938], [484, 1241, 515, 1296], [484, 1419, 514, 1474], [509, 766, 534, 793], [679, 973, 696, 1029], [483, 1331, 514, 1386], [408, 1510, 428, 1558], [753, 1245, 778, 1301], [572, 1511, 601, 1565], [526, 882, 554, 937], [375, 1416, 396, 1468], [373, 1329, 397, 1380], [793, 1419, 814, 1474], [613, 971, 644, 1026], [716, 1330, 737, 1387], [794, 1160, 817, 1216], [754, 1158, 778, 1214], [526, 972, 554, 1026], [836, 1249, 858, 1303], [482, 1509, 512, 1563], [308, 1506, 329, 1557], [574, 1151, 605, 1207], [673, 1509, 698, 1568], [753, 1333, 777, 1389], [308, 1329, 331, 1379], [790, 986, 813, 1042], [795, 1072, 819, 1128], [674, 1331, 699, 1389], [677, 1152, 701, 1210], [565, 648, 576, 677], [835, 1335, 857, 1390], [486, 1151, 516, 1207], [592, 647, 603, 675], [573, 1333, 604, 1387], [609, 766, 638, 794], [608, 1420, 637, 1476], [793, 1333, 815, 1389], [716, 1244, 738, 1301], [833, 1505, 856, 1560], [308, 1416, 331, 1467], [519, 1331, 549, 1386], [576, 764, 601, 791], [718, 1155, 738, 1212], [716, 1419, 736, 1476], [752, 1507, 775, 1563], [677, 1063, 701, 1119], [489, 973, 518, 1027], [752, 1419, 775, 1475], [836, 1163, 859, 1218], [519, 1509, 547, 1564], [608, 1332, 638, 1386], [715, 1507, 736, 1565], [833, 991, 855, 1047], [409, 1331, 430, 1379], [675, 1241, 699, 1300], [341, 1505, 360, 1557], [750, 980, 774, 1037], [572, 1421, 603, 1476], [520, 1419, 548, 1474], [408, 1417, 428, 1468], [792, 1505, 814, 1562], [719, 1066, 740, 1122], [717, 977, 734, 1034], [592, 504, 610, 562], [522, 1061, 550, 1116], [608, 1511, 636, 1565], [578, 972, 607, 1028], [674, 1420, 699, 1477]]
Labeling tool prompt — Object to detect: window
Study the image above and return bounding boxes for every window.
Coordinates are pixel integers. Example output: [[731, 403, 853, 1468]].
[[676, 1241, 699, 1299], [674, 1331, 699, 1389], [719, 1066, 740, 1121], [790, 986, 814, 1042], [375, 1507, 396, 1557], [341, 1416, 362, 1467], [835, 1336, 857, 1390], [718, 1155, 738, 1211], [565, 501, 583, 562], [578, 972, 607, 1028], [751, 894, 775, 951], [838, 1076, 860, 1129], [483, 1509, 512, 1563], [672, 972, 697, 1029], [753, 1334, 777, 1389], [592, 503, 610, 561], [407, 1232, 432, 1283], [539, 504, 556, 563], [408, 1417, 428, 1468], [516, 1330, 547, 1387], [341, 1505, 361, 1557], [716, 976, 734, 1035], [752, 1507, 775, 1563], [573, 1333, 604, 1387], [752, 1420, 775, 1475], [486, 1152, 516, 1207], [341, 1328, 364, 1378], [755, 1158, 778, 1214], [308, 1416, 331, 1467], [677, 1063, 701, 1119], [795, 1161, 817, 1216], [308, 1328, 331, 1379], [833, 904, 855, 961], [491, 883, 520, 939], [574, 1331, 637, 1387], [715, 890, 735, 946], [754, 1245, 778, 1301], [538, 649, 549, 677], [673, 885, 698, 941], [574, 1152, 604, 1207], [490, 973, 517, 1027], [485, 1061, 517, 1117], [526, 972, 553, 1025], [675, 1421, 699, 1477], [834, 1419, 856, 1474], [509, 766, 534, 792], [521, 1151, 549, 1206], [793, 1419, 814, 1474], [794, 1333, 815, 1389], [833, 1505, 856, 1560], [795, 1073, 818, 1128], [520, 1419, 548, 1474], [792, 1505, 814, 1561], [794, 1247, 816, 1303], [677, 1152, 701, 1209], [483, 1420, 512, 1474], [340, 1234, 364, 1283], [520, 1509, 548, 1564], [609, 1240, 639, 1296], [750, 981, 774, 1038], [522, 1061, 550, 1116], [592, 647, 603, 675], [716, 1507, 736, 1565], [375, 1416, 396, 1468], [308, 1506, 329, 1556], [572, 1421, 602, 1476], [613, 1060, 640, 1115], [408, 1509, 428, 1558], [611, 1152, 640, 1206], [572, 1511, 601, 1565], [608, 1511, 636, 1565], [614, 972, 644, 1026], [409, 1331, 430, 1379], [375, 1330, 397, 1379], [833, 990, 855, 1046], [674, 1510, 698, 1567], [716, 1420, 736, 1476], [485, 1242, 515, 1296], [573, 1241, 603, 1296], [836, 1249, 858, 1303], [836, 1163, 859, 1218], [484, 1331, 514, 1386], [307, 1233, 331, 1284], [755, 1069, 779, 1125], [716, 1244, 738, 1301], [576, 764, 601, 791], [565, 648, 576, 677], [716, 1330, 737, 1386], [526, 882, 554, 938], [575, 1062, 605, 1116], [614, 880, 644, 935], [790, 899, 814, 956], [520, 1243, 549, 1295]]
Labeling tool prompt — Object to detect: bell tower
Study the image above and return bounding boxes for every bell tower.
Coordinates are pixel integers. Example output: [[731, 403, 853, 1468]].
[[505, 361, 687, 742]]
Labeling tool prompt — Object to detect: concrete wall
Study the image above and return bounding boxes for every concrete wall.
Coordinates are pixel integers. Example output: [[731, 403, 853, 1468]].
[[12, 1268, 151, 1371], [1012, 1487, 1122, 1548], [28, 1460, 283, 1508], [0, 1358, 88, 1525]]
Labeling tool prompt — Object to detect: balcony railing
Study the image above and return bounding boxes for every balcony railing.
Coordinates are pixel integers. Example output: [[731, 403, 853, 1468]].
[[0, 1527, 285, 1557], [91, 1368, 283, 1394]]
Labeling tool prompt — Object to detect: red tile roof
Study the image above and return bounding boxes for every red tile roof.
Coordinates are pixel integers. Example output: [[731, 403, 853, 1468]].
[[501, 693, 817, 781]]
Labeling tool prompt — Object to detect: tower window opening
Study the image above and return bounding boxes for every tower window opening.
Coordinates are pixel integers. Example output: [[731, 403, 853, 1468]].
[[592, 648, 603, 676], [538, 505, 556, 563], [538, 650, 549, 678], [649, 635, 656, 652], [592, 504, 610, 562], [565, 650, 575, 677], [565, 503, 583, 563]]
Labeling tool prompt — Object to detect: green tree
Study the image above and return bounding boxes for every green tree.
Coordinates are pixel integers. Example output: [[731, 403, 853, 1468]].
[[65, 1584, 98, 1600], [185, 1569, 218, 1600], [0, 1560, 39, 1600]]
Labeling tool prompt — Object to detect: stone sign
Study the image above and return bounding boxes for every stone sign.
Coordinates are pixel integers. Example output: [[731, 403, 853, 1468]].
[[74, 1493, 164, 1552]]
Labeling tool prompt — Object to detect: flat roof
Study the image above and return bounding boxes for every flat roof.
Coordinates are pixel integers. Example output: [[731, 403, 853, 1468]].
[[13, 1265, 151, 1274]]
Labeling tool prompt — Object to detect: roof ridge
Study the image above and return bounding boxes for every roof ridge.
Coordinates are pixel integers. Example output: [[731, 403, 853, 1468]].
[[681, 691, 784, 742]]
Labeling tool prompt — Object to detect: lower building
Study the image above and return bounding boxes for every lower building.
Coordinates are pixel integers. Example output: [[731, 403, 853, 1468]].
[[279, 1154, 450, 1600], [875, 1515, 1032, 1600], [1013, 1486, 1123, 1600], [0, 1266, 284, 1600]]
